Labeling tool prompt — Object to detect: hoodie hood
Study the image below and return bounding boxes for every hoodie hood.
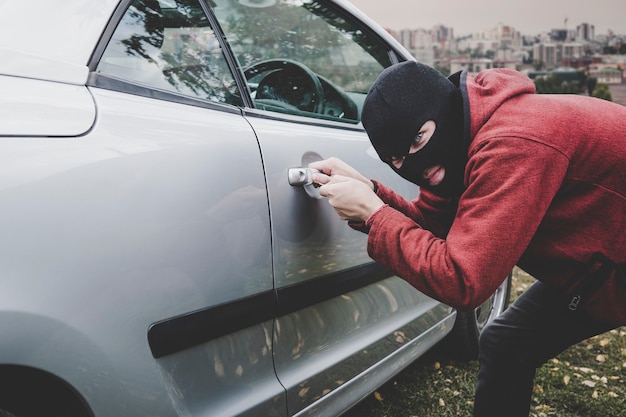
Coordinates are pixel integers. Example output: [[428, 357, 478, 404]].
[[464, 69, 536, 140]]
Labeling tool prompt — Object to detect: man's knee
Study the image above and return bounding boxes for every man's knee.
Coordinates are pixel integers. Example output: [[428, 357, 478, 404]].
[[478, 318, 542, 370], [478, 319, 508, 356]]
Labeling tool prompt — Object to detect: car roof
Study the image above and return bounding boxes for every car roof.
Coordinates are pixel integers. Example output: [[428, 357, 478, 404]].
[[0, 0, 122, 84]]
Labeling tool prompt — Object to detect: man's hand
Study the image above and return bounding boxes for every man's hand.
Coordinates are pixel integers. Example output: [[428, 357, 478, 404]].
[[309, 157, 374, 190], [313, 174, 384, 222]]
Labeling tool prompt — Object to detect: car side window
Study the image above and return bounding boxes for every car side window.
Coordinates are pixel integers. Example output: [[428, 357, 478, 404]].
[[97, 0, 242, 106], [211, 0, 392, 122]]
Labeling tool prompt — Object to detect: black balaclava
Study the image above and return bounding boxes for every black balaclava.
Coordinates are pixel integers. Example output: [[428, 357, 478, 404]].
[[362, 61, 467, 199]]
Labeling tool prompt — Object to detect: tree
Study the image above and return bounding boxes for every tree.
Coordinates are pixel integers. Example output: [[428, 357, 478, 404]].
[[534, 73, 588, 95], [586, 77, 597, 96], [592, 83, 613, 101], [533, 60, 545, 71]]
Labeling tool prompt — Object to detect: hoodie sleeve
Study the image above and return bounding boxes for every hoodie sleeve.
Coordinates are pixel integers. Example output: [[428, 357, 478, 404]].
[[365, 137, 569, 311], [349, 181, 457, 238]]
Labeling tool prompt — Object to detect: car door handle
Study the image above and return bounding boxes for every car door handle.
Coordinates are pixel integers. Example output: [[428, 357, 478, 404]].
[[287, 167, 323, 199], [287, 167, 319, 186]]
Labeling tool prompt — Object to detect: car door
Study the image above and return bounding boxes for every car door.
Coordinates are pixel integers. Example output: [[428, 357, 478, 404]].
[[211, 1, 456, 415], [89, 1, 286, 416]]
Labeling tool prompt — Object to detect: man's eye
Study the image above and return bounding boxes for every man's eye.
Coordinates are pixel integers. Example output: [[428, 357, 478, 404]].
[[410, 132, 429, 152]]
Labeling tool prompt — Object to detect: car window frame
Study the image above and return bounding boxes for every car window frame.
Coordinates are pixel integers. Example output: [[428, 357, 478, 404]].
[[207, 0, 404, 124], [87, 0, 405, 124], [86, 0, 250, 112]]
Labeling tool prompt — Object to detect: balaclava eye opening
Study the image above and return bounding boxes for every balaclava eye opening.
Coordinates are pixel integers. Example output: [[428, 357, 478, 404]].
[[361, 61, 467, 198]]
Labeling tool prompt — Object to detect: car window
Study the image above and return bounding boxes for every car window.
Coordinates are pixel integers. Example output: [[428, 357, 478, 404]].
[[211, 0, 392, 122], [97, 0, 243, 106]]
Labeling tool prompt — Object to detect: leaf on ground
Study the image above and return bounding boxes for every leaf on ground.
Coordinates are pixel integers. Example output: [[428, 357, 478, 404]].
[[374, 391, 383, 402], [534, 404, 552, 411]]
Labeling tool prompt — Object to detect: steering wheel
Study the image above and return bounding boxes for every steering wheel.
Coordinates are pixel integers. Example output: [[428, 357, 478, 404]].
[[244, 59, 325, 114]]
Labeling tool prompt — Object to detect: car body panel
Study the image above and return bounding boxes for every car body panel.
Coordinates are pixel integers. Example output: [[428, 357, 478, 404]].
[[0, 0, 461, 416], [0, 86, 275, 416], [0, 48, 90, 85], [0, 75, 96, 136], [153, 322, 286, 417], [292, 305, 455, 417], [274, 278, 454, 415]]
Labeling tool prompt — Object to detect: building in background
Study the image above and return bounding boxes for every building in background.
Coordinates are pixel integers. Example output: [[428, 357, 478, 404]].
[[395, 28, 436, 66], [590, 67, 622, 84], [533, 42, 585, 69], [386, 19, 624, 84], [577, 23, 595, 41]]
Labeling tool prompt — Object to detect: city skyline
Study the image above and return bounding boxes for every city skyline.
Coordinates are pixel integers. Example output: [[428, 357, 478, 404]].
[[348, 0, 626, 37]]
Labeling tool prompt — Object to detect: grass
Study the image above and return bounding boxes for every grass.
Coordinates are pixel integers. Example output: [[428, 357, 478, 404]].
[[344, 268, 626, 417]]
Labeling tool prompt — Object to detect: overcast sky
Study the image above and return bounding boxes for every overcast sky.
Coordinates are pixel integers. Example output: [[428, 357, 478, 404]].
[[348, 0, 626, 37]]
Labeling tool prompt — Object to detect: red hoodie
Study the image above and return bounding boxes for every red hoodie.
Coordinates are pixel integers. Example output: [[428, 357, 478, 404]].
[[364, 69, 626, 325]]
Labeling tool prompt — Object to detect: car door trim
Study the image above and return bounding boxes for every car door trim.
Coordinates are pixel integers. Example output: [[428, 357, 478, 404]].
[[148, 262, 392, 358], [274, 262, 391, 317], [88, 73, 243, 114]]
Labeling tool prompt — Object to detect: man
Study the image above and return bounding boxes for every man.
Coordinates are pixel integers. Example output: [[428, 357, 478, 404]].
[[309, 61, 626, 416]]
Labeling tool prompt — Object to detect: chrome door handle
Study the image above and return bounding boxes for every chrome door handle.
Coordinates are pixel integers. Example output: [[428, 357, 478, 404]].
[[287, 167, 319, 186], [287, 167, 323, 199]]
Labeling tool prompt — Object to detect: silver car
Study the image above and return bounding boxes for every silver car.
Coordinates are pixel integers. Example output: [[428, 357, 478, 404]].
[[0, 0, 510, 416]]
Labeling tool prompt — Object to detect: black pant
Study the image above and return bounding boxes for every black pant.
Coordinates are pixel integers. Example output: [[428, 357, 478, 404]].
[[473, 281, 617, 417]]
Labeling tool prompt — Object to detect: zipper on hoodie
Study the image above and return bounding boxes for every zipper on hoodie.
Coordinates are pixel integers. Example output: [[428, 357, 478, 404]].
[[566, 253, 617, 312]]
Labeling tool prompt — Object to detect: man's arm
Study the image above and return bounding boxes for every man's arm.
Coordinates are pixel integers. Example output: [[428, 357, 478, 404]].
[[366, 138, 569, 311]]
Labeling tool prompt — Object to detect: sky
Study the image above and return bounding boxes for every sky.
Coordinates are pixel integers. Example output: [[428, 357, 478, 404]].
[[347, 0, 626, 37]]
